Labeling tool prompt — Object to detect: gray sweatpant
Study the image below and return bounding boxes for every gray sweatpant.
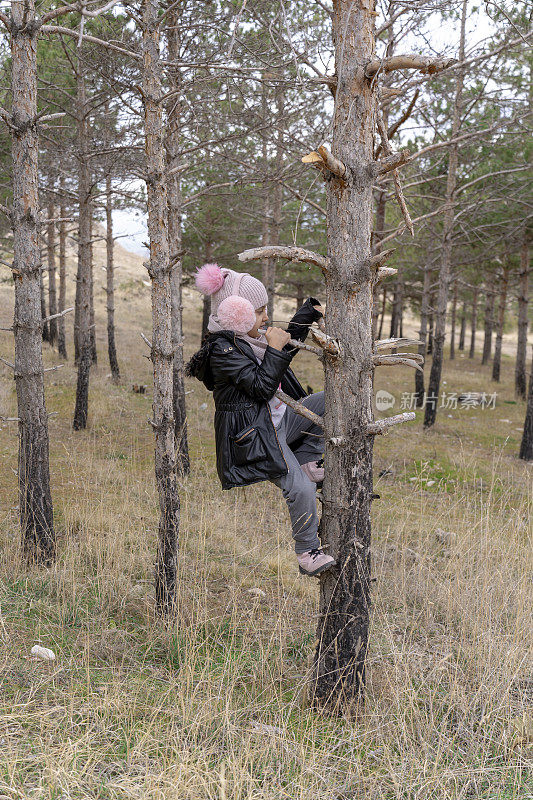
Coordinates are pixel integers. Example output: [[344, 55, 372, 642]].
[[269, 391, 324, 554]]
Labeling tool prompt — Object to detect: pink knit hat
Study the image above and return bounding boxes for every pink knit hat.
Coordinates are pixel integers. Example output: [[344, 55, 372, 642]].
[[195, 263, 268, 334]]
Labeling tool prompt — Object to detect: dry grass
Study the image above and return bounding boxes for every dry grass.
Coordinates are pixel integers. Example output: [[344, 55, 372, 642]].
[[0, 252, 531, 799]]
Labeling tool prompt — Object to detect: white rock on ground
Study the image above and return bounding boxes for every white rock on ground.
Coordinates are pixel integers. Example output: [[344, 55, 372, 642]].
[[31, 645, 56, 661]]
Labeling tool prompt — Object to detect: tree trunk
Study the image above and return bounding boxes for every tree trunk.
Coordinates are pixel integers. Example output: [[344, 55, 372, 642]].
[[469, 287, 478, 360], [57, 174, 67, 360], [89, 215, 97, 365], [142, 0, 180, 615], [166, 8, 190, 476], [73, 58, 93, 430], [47, 198, 58, 345], [10, 0, 55, 564], [40, 264, 49, 342], [515, 234, 529, 398], [481, 284, 495, 365], [449, 278, 457, 360], [492, 264, 509, 383], [312, 0, 376, 711], [105, 172, 120, 383], [415, 264, 431, 407], [377, 286, 387, 340], [427, 289, 434, 354], [296, 282, 304, 310], [519, 346, 533, 461], [424, 0, 466, 427], [201, 238, 214, 343], [389, 272, 402, 338], [458, 299, 466, 350]]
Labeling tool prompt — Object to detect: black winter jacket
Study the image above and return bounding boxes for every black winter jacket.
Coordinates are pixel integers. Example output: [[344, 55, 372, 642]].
[[186, 298, 323, 489]]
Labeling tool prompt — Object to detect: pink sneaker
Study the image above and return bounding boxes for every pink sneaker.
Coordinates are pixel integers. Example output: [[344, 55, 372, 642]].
[[301, 460, 324, 484], [297, 547, 335, 577]]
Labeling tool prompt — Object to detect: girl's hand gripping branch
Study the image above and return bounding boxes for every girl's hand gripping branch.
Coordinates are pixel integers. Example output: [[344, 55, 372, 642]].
[[265, 326, 291, 351]]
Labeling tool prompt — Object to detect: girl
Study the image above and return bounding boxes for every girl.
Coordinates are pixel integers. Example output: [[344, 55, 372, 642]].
[[186, 263, 335, 577]]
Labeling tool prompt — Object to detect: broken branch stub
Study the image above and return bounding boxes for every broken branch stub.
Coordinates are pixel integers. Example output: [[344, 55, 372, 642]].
[[316, 144, 346, 179], [366, 412, 416, 436], [310, 327, 340, 357]]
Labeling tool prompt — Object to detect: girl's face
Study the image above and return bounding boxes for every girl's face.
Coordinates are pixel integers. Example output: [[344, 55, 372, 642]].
[[247, 305, 268, 338]]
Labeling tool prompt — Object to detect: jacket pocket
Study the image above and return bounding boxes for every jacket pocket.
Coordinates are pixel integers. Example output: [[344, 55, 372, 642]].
[[232, 425, 267, 466]]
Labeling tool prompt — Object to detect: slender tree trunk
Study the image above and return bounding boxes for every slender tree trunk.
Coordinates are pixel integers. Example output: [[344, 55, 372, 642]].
[[450, 278, 457, 360], [166, 9, 190, 475], [40, 264, 49, 342], [105, 173, 120, 383], [201, 238, 214, 343], [469, 287, 478, 360], [47, 198, 58, 345], [389, 272, 401, 338], [515, 234, 529, 398], [260, 77, 272, 318], [377, 286, 387, 340], [458, 299, 466, 350], [519, 346, 533, 461], [267, 76, 283, 323], [427, 289, 434, 354], [57, 175, 67, 359], [296, 282, 304, 310], [89, 216, 97, 365], [10, 0, 55, 563], [424, 0, 466, 427], [492, 264, 509, 382], [142, 0, 180, 615], [481, 284, 495, 365], [313, 0, 376, 711], [73, 58, 93, 430], [415, 265, 431, 406]]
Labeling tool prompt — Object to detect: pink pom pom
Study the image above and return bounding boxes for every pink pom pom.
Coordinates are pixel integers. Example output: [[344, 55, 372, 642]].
[[195, 262, 225, 295], [218, 296, 256, 334]]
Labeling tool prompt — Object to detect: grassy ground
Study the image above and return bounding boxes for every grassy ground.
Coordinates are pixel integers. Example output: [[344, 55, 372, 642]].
[[0, 262, 532, 799]]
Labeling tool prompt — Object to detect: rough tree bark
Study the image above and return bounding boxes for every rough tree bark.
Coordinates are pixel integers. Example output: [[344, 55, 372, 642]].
[[89, 215, 97, 365], [46, 198, 58, 345], [481, 282, 495, 365], [165, 8, 190, 475], [73, 56, 93, 430], [312, 0, 377, 711], [142, 0, 180, 615], [105, 171, 120, 383], [515, 233, 529, 398], [10, 0, 55, 563], [424, 0, 467, 427], [519, 346, 533, 461], [469, 286, 478, 360], [492, 263, 509, 383], [57, 174, 67, 359]]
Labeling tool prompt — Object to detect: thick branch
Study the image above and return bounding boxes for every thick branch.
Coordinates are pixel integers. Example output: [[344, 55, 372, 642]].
[[310, 328, 340, 357], [238, 245, 328, 272], [365, 55, 457, 78], [375, 337, 423, 350], [275, 390, 323, 427]]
